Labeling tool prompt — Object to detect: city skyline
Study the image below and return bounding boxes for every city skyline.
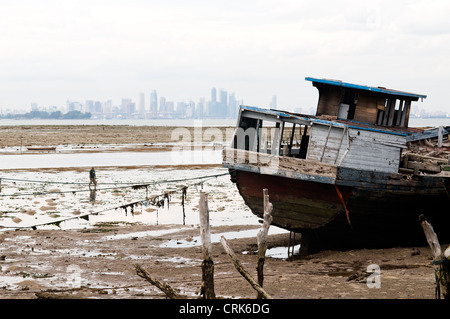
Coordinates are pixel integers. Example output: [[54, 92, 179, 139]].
[[19, 87, 251, 119], [2, 86, 448, 120]]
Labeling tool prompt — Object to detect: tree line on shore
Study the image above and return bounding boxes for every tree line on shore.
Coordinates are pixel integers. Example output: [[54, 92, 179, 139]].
[[0, 110, 92, 120]]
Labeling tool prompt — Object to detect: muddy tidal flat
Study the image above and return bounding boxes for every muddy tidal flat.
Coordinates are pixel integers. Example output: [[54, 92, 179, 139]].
[[0, 124, 446, 300]]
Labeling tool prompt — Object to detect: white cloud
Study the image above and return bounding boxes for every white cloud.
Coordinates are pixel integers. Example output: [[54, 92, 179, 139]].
[[0, 0, 449, 113]]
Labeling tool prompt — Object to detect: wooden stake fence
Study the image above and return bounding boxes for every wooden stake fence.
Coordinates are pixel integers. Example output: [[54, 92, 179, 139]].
[[135, 189, 274, 299]]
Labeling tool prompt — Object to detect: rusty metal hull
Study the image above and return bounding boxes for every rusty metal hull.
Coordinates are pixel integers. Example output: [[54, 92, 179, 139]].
[[231, 168, 450, 249]]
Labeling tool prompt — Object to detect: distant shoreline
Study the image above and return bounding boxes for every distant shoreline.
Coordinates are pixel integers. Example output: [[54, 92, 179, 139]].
[[0, 117, 448, 127]]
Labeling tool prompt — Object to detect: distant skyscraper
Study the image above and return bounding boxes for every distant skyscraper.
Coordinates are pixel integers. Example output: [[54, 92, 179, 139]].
[[219, 89, 227, 105], [121, 98, 133, 116], [218, 89, 228, 118], [228, 93, 237, 118], [103, 100, 112, 115], [139, 92, 145, 114], [94, 101, 102, 113], [270, 95, 277, 109], [176, 101, 187, 117], [196, 98, 205, 118], [166, 101, 174, 114], [67, 100, 82, 112], [159, 96, 166, 113], [85, 100, 94, 113], [211, 88, 217, 103], [150, 90, 158, 114]]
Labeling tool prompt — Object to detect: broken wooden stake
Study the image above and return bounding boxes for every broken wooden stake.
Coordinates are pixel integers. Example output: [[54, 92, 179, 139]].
[[220, 235, 272, 299], [419, 214, 450, 299], [199, 191, 216, 299], [256, 188, 273, 299], [134, 264, 184, 299]]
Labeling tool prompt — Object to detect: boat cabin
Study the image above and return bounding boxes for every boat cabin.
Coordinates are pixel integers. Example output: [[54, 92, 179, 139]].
[[306, 77, 427, 128], [226, 77, 448, 176]]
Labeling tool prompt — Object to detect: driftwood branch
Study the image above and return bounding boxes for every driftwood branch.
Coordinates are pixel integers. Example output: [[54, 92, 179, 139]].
[[256, 188, 273, 298], [419, 215, 450, 299], [220, 235, 272, 299], [134, 264, 184, 299]]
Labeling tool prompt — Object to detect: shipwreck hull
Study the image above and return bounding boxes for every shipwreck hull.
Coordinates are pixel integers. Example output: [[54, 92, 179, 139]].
[[224, 79, 449, 250], [232, 168, 450, 249]]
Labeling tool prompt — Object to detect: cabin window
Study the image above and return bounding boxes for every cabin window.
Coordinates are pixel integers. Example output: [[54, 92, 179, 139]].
[[298, 125, 310, 159], [234, 117, 260, 151], [376, 98, 411, 128], [279, 121, 310, 159], [338, 89, 358, 120], [280, 122, 295, 156], [233, 116, 311, 158]]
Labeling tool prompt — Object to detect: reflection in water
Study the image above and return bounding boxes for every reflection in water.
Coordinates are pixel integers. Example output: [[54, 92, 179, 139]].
[[89, 189, 96, 204]]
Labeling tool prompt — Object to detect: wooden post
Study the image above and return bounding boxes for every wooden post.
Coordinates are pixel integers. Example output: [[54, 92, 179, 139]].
[[419, 215, 450, 299], [199, 191, 215, 299], [438, 126, 443, 148], [220, 236, 272, 299], [395, 100, 404, 126], [256, 189, 273, 298]]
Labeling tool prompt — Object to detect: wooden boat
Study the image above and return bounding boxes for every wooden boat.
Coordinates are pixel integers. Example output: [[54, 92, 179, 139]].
[[223, 77, 450, 251]]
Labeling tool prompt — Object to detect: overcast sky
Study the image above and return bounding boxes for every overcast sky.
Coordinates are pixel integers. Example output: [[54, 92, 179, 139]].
[[1, 0, 449, 113]]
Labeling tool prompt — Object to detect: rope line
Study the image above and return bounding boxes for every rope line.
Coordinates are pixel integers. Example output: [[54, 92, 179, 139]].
[[0, 172, 229, 198], [0, 172, 228, 186], [0, 175, 221, 230]]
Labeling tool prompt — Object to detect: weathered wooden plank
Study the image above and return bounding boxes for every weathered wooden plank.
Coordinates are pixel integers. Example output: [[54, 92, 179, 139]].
[[339, 128, 405, 173], [353, 94, 378, 124], [223, 148, 338, 180], [308, 124, 349, 164], [406, 126, 449, 142], [407, 161, 441, 173], [395, 100, 404, 126], [309, 123, 406, 173], [316, 84, 341, 116], [402, 100, 412, 127], [387, 99, 396, 126], [406, 153, 448, 165], [337, 167, 448, 191]]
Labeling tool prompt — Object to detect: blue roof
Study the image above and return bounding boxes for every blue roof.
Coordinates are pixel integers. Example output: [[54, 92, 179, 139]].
[[239, 105, 410, 136], [305, 77, 427, 100], [239, 105, 409, 136]]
